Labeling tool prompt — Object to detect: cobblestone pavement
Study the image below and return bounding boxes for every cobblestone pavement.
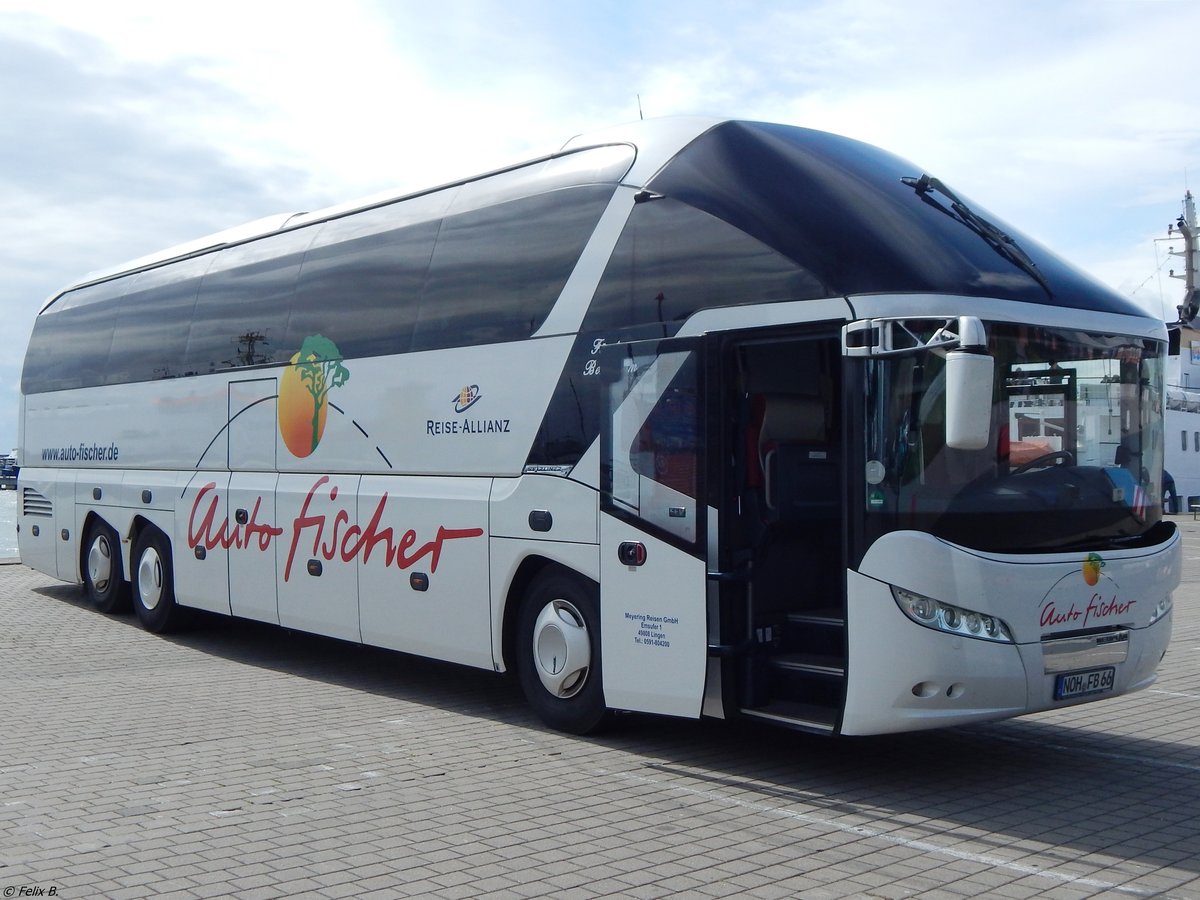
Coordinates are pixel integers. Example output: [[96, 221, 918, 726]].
[[1, 520, 1199, 899]]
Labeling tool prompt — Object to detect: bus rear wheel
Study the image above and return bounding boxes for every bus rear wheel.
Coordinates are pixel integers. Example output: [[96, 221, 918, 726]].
[[83, 520, 129, 613], [132, 527, 181, 633], [516, 571, 610, 734]]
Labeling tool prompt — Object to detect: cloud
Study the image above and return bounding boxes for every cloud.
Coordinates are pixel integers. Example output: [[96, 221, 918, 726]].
[[0, 19, 321, 271]]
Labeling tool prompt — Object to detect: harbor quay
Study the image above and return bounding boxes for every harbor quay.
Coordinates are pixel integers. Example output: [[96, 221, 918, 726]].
[[1, 521, 1199, 899]]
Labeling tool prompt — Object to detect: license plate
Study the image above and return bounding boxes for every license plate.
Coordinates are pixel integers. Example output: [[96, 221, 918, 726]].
[[1055, 666, 1115, 700]]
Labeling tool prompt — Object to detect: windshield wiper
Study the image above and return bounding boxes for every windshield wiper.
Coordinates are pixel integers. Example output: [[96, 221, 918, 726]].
[[901, 174, 1053, 298]]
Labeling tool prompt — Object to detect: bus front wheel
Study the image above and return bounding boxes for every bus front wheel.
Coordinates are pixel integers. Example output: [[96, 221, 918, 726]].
[[132, 527, 181, 633], [516, 571, 610, 735], [83, 520, 129, 613]]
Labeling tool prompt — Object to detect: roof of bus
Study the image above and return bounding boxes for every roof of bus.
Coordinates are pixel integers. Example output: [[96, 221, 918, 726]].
[[59, 117, 725, 302]]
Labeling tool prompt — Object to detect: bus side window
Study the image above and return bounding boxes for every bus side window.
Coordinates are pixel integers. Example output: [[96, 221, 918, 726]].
[[634, 381, 699, 499], [414, 186, 612, 352]]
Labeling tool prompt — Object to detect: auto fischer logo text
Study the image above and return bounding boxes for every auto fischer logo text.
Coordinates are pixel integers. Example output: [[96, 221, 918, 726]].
[[187, 477, 484, 582]]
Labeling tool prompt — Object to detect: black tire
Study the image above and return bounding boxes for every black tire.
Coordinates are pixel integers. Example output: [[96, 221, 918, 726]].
[[515, 570, 610, 735], [81, 520, 129, 614], [82, 520, 130, 613], [131, 527, 181, 633]]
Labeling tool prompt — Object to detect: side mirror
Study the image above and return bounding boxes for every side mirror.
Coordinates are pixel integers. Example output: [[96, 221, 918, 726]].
[[945, 317, 993, 450]]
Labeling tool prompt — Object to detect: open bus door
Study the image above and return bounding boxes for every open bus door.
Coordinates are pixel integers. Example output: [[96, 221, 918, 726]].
[[598, 338, 710, 718]]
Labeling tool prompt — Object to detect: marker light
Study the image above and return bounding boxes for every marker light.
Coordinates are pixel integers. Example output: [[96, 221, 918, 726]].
[[892, 586, 1014, 643], [1148, 595, 1173, 626]]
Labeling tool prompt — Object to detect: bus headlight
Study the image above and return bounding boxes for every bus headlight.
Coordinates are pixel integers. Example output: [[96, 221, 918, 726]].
[[891, 586, 1014, 643]]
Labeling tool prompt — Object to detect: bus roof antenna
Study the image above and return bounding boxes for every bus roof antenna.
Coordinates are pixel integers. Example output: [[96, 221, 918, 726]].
[[637, 94, 644, 121]]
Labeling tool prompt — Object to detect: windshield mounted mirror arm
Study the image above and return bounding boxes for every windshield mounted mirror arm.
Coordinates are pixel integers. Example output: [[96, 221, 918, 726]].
[[841, 315, 986, 358]]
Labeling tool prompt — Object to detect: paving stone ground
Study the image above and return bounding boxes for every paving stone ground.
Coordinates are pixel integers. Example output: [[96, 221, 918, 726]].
[[1, 519, 1199, 899]]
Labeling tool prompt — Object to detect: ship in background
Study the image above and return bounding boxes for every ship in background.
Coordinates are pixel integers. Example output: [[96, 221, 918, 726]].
[[1165, 189, 1199, 512], [0, 453, 17, 490]]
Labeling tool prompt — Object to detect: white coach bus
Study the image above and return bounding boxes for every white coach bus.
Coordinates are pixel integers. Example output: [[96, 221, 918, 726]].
[[18, 118, 1179, 736]]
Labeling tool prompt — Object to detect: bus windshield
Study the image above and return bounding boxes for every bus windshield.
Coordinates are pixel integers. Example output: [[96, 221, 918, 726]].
[[861, 322, 1166, 553]]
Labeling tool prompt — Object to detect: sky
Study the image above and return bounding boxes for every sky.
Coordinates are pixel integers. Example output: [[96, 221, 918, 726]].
[[1, 0, 1198, 455]]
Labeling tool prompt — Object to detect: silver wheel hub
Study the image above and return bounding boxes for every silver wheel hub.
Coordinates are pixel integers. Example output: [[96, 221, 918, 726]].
[[87, 534, 113, 591], [532, 598, 591, 699], [137, 547, 164, 611]]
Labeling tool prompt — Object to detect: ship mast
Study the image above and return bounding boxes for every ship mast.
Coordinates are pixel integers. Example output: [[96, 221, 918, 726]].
[[1171, 190, 1198, 324]]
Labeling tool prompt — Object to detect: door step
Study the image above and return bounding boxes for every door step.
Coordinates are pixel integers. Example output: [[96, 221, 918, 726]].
[[739, 700, 837, 733], [769, 652, 845, 678], [787, 607, 845, 628]]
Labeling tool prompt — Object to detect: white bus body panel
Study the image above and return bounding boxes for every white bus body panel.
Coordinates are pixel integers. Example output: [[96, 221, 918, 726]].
[[17, 469, 67, 579], [24, 379, 228, 473], [599, 512, 707, 718], [228, 379, 278, 471], [276, 473, 362, 641], [843, 529, 1180, 735], [358, 475, 491, 668], [489, 475, 599, 545], [176, 473, 232, 615], [228, 472, 280, 623]]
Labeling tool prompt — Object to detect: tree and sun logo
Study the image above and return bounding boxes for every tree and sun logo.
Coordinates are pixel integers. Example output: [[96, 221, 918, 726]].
[[1082, 552, 1105, 586], [278, 335, 350, 458]]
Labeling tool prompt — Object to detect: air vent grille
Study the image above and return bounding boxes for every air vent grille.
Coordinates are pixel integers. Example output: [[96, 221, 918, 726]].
[[22, 488, 52, 518]]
